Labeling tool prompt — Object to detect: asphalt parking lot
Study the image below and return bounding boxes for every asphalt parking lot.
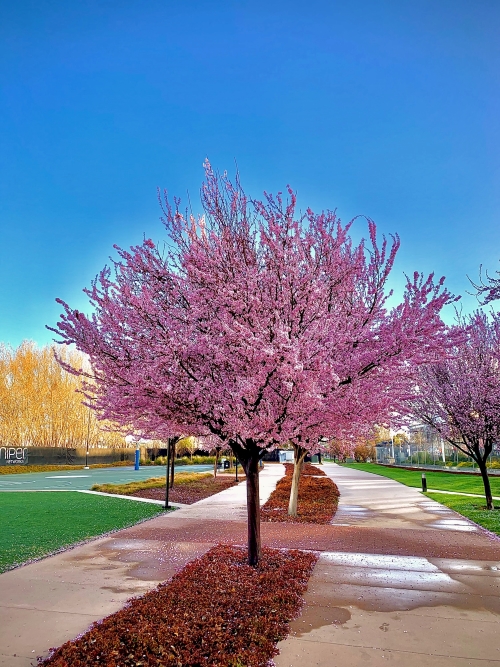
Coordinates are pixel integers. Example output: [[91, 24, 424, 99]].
[[0, 465, 212, 491]]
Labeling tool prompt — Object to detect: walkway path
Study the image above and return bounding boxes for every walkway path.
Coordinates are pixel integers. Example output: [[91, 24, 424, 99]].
[[1, 463, 499, 666], [275, 464, 500, 667]]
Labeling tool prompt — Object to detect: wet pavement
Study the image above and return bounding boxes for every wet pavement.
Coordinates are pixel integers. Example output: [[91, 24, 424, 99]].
[[275, 464, 500, 667], [1, 463, 499, 666]]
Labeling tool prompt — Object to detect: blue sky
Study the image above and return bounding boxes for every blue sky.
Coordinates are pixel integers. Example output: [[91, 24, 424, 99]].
[[1, 0, 498, 347]]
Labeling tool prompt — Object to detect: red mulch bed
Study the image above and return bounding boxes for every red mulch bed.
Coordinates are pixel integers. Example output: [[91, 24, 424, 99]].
[[261, 463, 339, 524], [298, 462, 326, 476], [132, 476, 238, 504], [39, 545, 318, 667]]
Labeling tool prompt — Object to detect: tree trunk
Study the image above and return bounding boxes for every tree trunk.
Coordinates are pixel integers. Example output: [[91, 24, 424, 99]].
[[165, 438, 171, 509], [288, 444, 307, 517], [243, 452, 261, 566], [230, 439, 262, 566], [213, 446, 220, 477], [477, 458, 494, 510]]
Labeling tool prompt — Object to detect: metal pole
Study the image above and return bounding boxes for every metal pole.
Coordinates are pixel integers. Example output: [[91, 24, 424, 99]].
[[84, 408, 91, 469], [165, 437, 171, 509], [421, 473, 427, 493], [170, 439, 175, 488]]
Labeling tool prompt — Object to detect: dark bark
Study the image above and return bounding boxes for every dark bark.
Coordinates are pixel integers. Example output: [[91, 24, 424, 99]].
[[165, 438, 171, 509], [243, 453, 261, 566], [477, 458, 494, 510], [451, 437, 495, 511], [169, 440, 175, 488], [230, 439, 262, 566]]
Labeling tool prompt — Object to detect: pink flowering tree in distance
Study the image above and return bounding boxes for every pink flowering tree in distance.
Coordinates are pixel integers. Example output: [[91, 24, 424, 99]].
[[281, 247, 459, 515], [409, 311, 500, 510], [50, 162, 456, 565], [197, 434, 227, 477]]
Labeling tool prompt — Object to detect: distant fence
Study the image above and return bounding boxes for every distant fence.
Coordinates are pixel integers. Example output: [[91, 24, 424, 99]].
[[0, 446, 135, 467]]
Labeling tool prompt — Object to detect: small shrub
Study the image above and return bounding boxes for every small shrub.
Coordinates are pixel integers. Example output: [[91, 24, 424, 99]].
[[151, 455, 216, 466]]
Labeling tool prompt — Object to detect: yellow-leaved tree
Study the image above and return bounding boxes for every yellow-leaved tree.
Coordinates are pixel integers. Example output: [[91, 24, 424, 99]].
[[0, 341, 125, 448]]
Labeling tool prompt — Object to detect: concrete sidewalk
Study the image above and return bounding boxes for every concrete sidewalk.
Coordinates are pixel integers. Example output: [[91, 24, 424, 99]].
[[275, 464, 500, 667], [1, 463, 500, 666]]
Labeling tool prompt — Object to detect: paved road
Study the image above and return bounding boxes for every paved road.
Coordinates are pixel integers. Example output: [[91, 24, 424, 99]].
[[0, 464, 212, 491]]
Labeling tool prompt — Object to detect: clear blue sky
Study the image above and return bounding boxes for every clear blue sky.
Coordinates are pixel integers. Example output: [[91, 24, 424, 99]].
[[1, 0, 498, 347]]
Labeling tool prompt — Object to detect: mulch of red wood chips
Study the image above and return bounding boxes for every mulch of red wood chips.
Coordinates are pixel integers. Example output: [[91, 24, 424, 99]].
[[131, 476, 238, 504], [261, 463, 339, 524], [38, 544, 318, 667]]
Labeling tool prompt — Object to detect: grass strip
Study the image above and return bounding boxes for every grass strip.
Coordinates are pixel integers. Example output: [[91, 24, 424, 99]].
[[0, 492, 165, 573], [426, 493, 500, 537], [261, 463, 339, 523], [341, 462, 500, 496], [91, 472, 213, 495], [39, 544, 318, 667]]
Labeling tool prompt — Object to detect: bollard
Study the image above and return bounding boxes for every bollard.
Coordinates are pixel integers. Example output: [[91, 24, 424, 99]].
[[421, 473, 427, 493], [134, 448, 140, 471]]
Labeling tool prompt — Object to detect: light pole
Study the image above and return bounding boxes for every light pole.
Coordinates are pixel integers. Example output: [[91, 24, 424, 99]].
[[165, 437, 171, 509]]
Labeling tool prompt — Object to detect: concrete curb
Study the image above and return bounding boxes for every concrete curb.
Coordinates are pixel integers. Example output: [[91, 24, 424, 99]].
[[77, 489, 189, 507], [426, 488, 500, 500]]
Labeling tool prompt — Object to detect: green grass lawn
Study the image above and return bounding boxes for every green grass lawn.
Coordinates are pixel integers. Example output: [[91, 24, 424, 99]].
[[0, 492, 166, 573], [341, 462, 500, 496], [426, 493, 500, 537]]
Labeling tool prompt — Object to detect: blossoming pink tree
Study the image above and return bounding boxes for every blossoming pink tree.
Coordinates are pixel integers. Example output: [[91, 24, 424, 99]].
[[281, 258, 458, 516], [50, 163, 456, 564], [472, 265, 500, 304], [197, 434, 227, 477], [409, 311, 500, 510]]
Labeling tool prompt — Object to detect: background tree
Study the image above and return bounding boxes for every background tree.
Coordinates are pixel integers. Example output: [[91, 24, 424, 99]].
[[0, 342, 125, 449], [328, 438, 352, 462], [197, 434, 227, 477], [354, 438, 377, 462], [409, 311, 500, 509], [176, 436, 198, 461]]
